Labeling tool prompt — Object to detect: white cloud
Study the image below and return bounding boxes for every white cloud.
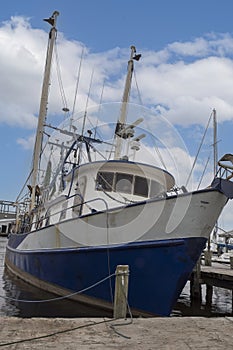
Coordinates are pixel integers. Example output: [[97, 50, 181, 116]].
[[136, 56, 233, 125], [17, 133, 35, 150], [0, 16, 47, 128], [168, 37, 211, 57], [167, 33, 233, 58], [1, 17, 233, 132]]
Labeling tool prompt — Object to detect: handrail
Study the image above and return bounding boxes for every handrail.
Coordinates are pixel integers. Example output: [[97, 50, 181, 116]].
[[216, 164, 233, 181], [28, 195, 110, 231]]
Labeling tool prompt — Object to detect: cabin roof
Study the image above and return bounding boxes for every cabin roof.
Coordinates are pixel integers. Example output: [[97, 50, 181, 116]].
[[65, 160, 175, 190]]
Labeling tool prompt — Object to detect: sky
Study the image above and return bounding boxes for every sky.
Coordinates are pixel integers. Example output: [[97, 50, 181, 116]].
[[0, 0, 233, 230]]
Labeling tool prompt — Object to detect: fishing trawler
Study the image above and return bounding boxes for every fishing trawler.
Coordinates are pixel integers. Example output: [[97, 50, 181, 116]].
[[5, 11, 233, 316]]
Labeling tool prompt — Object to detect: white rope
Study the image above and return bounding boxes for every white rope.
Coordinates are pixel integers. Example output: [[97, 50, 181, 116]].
[[0, 272, 116, 304]]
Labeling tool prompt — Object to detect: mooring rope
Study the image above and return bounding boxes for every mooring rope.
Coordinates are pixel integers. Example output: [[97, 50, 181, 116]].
[[0, 272, 116, 304], [0, 270, 133, 346]]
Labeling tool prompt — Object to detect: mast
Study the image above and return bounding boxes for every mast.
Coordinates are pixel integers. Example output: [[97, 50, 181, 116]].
[[212, 108, 218, 244], [213, 108, 218, 174], [207, 108, 218, 252], [30, 11, 59, 210], [114, 46, 141, 159]]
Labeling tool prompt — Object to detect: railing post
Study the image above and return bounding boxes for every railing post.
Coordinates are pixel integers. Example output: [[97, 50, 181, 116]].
[[113, 265, 129, 319]]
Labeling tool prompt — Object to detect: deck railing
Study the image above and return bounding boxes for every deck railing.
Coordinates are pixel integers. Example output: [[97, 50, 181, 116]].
[[20, 195, 109, 233]]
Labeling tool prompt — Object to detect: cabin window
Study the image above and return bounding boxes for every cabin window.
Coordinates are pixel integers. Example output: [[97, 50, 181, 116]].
[[134, 176, 148, 197], [96, 172, 114, 192], [150, 180, 164, 197], [115, 173, 133, 194], [1, 225, 7, 233]]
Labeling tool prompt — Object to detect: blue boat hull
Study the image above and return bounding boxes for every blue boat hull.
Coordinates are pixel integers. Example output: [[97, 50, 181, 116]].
[[5, 235, 206, 316]]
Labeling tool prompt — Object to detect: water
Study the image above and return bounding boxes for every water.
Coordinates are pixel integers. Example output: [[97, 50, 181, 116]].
[[0, 237, 232, 318]]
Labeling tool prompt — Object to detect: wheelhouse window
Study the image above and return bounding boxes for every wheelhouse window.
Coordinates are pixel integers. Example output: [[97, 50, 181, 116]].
[[96, 172, 114, 192], [150, 180, 164, 197], [134, 176, 148, 197], [95, 170, 164, 199], [115, 173, 133, 194], [1, 225, 7, 233]]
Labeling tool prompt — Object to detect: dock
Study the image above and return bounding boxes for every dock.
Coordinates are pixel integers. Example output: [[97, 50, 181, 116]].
[[190, 257, 233, 312], [201, 262, 233, 289], [0, 316, 233, 349]]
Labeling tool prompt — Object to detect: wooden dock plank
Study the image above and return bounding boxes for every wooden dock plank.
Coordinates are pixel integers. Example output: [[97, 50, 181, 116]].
[[201, 262, 233, 289]]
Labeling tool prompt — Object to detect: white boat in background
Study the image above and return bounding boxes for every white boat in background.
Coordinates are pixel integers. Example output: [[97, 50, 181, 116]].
[[5, 11, 233, 316], [211, 252, 233, 264], [0, 218, 14, 237], [216, 229, 233, 255], [0, 200, 16, 237]]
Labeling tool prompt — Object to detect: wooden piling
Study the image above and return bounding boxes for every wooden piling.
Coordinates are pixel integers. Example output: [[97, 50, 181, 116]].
[[190, 258, 202, 304], [205, 284, 213, 309], [204, 251, 212, 266], [113, 265, 129, 319]]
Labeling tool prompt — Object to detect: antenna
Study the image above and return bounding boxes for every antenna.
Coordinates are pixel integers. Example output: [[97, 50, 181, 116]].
[[116, 117, 144, 139]]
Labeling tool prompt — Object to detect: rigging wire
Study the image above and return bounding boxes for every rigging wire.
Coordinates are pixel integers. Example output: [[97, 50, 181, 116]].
[[197, 154, 211, 190], [133, 69, 143, 106], [185, 111, 213, 188], [15, 169, 33, 203], [94, 79, 105, 142], [134, 68, 167, 169], [81, 68, 95, 137], [54, 41, 68, 112], [151, 134, 167, 170], [70, 47, 85, 130], [76, 68, 95, 166]]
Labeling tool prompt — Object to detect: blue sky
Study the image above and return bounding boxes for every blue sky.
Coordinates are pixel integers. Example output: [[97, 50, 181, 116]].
[[1, 0, 233, 229]]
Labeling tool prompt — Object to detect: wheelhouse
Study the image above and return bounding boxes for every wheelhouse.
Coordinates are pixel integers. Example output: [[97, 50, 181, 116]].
[[66, 160, 175, 206]]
